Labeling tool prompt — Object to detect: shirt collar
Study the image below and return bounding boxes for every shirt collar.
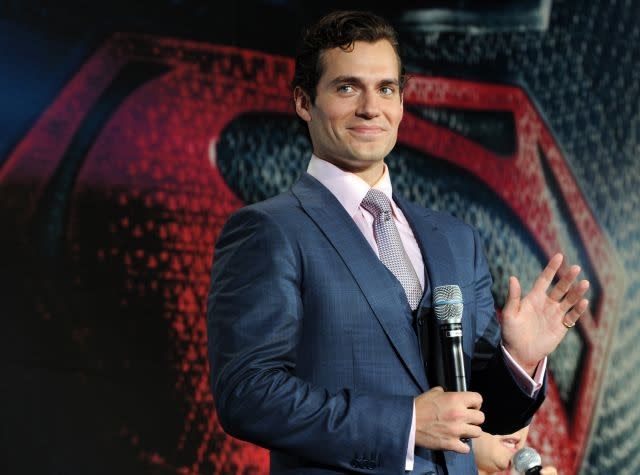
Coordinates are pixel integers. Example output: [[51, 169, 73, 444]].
[[306, 155, 406, 222]]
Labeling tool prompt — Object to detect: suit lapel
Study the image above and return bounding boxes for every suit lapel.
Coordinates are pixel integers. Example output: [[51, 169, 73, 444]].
[[292, 173, 428, 391]]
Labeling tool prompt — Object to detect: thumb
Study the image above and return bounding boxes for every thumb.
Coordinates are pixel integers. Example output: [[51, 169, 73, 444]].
[[503, 276, 521, 318]]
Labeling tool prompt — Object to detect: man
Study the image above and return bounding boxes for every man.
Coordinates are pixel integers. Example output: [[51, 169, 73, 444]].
[[207, 10, 589, 474]]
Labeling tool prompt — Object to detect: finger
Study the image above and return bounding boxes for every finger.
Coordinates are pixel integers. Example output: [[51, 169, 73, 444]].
[[466, 409, 485, 426], [548, 264, 581, 301], [452, 391, 483, 410], [465, 391, 482, 410], [559, 279, 590, 312], [563, 298, 589, 327], [531, 253, 564, 295], [459, 422, 483, 440], [503, 276, 521, 318], [442, 436, 472, 454]]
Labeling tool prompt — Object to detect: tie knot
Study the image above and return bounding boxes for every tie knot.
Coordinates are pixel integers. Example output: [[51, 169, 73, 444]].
[[361, 188, 392, 218]]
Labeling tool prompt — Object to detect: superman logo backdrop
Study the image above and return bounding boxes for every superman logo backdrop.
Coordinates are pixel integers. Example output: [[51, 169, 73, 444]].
[[0, 34, 624, 474]]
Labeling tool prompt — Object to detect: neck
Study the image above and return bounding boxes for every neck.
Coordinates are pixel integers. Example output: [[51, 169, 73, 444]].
[[312, 153, 386, 186]]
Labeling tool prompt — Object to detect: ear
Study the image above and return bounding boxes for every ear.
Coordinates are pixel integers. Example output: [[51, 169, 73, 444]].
[[294, 87, 313, 122]]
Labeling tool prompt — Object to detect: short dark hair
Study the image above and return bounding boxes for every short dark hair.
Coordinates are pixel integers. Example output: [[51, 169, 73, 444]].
[[292, 10, 406, 103]]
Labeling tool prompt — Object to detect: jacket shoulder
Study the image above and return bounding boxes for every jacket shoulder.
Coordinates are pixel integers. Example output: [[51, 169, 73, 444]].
[[403, 199, 476, 234]]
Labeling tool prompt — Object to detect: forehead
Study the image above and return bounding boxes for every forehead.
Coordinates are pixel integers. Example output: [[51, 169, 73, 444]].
[[317, 40, 400, 83]]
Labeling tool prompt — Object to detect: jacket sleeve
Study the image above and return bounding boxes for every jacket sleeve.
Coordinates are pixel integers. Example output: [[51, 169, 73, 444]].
[[207, 206, 414, 474], [468, 227, 546, 435]]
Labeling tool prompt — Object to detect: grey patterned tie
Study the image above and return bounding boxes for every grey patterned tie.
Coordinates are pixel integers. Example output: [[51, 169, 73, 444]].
[[361, 188, 423, 310]]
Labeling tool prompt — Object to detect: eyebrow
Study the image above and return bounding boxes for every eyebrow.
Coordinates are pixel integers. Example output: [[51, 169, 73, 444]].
[[328, 76, 400, 87]]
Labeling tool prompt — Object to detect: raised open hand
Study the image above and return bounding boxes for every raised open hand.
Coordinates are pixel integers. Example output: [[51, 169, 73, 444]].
[[500, 253, 590, 375]]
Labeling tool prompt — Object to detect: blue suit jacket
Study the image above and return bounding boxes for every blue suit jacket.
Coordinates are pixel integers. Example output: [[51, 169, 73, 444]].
[[208, 173, 544, 474]]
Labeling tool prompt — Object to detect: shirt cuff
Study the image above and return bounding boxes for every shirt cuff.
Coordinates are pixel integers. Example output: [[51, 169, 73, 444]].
[[501, 344, 546, 398], [405, 401, 416, 470]]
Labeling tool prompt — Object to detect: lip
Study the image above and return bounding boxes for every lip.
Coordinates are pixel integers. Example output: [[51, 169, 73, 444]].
[[347, 126, 387, 135], [499, 436, 521, 452]]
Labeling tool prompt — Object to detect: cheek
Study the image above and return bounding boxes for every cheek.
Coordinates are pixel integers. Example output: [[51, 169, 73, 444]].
[[384, 101, 403, 121], [316, 110, 349, 136], [392, 108, 403, 126], [315, 98, 352, 121]]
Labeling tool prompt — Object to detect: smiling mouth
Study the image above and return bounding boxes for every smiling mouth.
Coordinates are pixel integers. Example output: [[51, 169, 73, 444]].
[[347, 127, 387, 139], [348, 126, 386, 133]]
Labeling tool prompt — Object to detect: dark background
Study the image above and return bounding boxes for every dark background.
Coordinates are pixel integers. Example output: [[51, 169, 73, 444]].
[[1, 1, 638, 473]]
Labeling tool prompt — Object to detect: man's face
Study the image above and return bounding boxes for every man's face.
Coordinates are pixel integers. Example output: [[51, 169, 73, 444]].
[[294, 40, 403, 178]]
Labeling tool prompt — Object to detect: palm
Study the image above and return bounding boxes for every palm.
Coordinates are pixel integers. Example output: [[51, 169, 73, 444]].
[[501, 253, 590, 373]]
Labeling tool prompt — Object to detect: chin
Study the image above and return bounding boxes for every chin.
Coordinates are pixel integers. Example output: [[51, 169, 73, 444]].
[[350, 147, 392, 163], [491, 451, 513, 472]]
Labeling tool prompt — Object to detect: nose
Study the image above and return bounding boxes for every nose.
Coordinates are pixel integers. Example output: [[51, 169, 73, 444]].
[[355, 90, 381, 119]]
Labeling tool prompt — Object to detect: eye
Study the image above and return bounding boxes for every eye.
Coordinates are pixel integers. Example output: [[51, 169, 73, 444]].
[[380, 85, 395, 96], [337, 84, 354, 94]]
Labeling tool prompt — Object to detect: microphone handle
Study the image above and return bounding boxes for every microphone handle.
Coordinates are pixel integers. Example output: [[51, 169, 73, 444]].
[[440, 323, 467, 392], [525, 467, 542, 475]]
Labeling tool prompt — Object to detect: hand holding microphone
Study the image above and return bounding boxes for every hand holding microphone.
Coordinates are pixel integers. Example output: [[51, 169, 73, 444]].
[[414, 285, 485, 452], [413, 387, 484, 453]]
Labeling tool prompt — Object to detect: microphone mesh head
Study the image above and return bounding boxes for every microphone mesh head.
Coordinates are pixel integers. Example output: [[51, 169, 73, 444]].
[[512, 447, 542, 473], [433, 285, 463, 323]]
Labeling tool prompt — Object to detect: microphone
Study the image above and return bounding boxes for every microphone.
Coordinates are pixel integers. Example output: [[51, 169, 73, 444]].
[[512, 447, 542, 474], [433, 285, 466, 392]]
